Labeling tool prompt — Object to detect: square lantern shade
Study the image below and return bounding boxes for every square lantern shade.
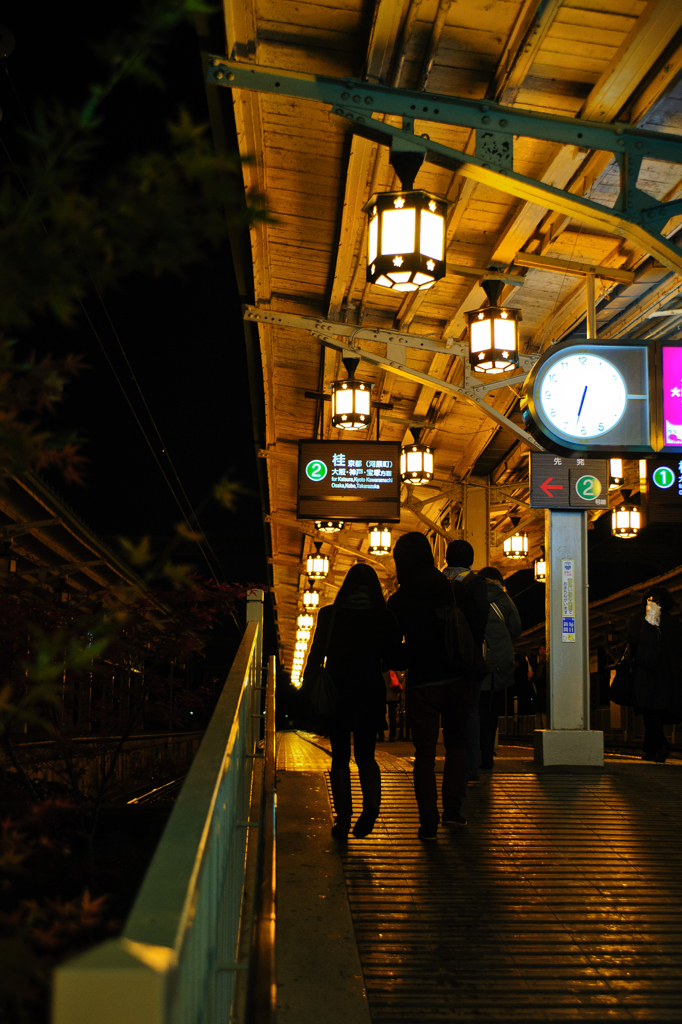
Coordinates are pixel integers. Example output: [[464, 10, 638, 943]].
[[296, 628, 311, 642], [295, 641, 308, 653], [533, 557, 547, 583], [297, 613, 314, 630], [365, 190, 448, 293], [368, 525, 392, 556], [609, 458, 624, 489], [330, 379, 371, 430], [503, 532, 528, 559], [467, 306, 522, 375], [303, 589, 319, 610], [612, 505, 641, 538], [400, 443, 434, 485], [306, 544, 329, 579]]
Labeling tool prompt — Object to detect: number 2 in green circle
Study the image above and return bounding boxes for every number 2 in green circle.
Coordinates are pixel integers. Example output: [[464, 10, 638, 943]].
[[305, 459, 327, 481], [575, 474, 602, 501]]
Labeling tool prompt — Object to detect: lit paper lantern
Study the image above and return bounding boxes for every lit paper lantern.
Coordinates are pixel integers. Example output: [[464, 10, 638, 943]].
[[400, 427, 434, 485], [316, 520, 344, 533], [609, 458, 624, 490], [330, 355, 371, 431], [612, 505, 641, 539], [295, 641, 308, 653], [306, 541, 329, 580], [296, 628, 311, 642], [297, 613, 314, 630], [467, 280, 521, 375], [365, 190, 447, 292], [303, 587, 319, 610], [503, 532, 528, 559], [533, 557, 547, 583], [368, 525, 392, 556]]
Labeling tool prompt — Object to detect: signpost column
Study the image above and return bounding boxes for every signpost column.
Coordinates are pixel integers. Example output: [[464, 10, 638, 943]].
[[534, 509, 603, 765], [529, 453, 605, 766]]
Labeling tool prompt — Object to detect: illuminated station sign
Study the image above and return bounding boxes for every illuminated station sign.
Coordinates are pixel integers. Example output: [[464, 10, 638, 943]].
[[644, 457, 682, 524], [660, 345, 682, 450], [297, 441, 401, 522]]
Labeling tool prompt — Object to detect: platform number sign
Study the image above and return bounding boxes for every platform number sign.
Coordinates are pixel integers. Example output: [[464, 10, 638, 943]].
[[305, 459, 327, 481]]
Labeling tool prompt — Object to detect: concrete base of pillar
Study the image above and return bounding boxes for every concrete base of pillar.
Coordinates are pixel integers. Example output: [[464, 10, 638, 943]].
[[533, 729, 604, 766]]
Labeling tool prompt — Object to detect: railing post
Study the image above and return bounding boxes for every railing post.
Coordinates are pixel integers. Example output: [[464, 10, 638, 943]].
[[246, 589, 264, 682]]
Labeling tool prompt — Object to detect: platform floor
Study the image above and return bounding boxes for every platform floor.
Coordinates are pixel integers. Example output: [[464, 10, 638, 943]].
[[276, 731, 682, 1022]]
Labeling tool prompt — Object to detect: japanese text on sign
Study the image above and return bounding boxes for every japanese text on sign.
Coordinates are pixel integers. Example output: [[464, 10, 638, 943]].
[[562, 559, 576, 643]]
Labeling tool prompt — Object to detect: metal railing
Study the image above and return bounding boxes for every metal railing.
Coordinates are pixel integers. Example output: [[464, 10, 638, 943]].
[[53, 590, 275, 1024]]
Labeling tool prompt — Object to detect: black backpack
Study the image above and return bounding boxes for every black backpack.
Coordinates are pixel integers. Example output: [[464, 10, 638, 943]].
[[436, 576, 487, 681]]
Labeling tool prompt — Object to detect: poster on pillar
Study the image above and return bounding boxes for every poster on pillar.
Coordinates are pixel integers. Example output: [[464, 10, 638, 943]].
[[561, 559, 576, 643]]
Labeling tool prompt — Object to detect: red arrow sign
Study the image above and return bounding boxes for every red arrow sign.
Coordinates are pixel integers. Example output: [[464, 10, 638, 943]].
[[540, 477, 564, 498]]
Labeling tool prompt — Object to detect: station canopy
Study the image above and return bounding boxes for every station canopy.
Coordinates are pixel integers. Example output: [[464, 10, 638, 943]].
[[206, 0, 682, 672]]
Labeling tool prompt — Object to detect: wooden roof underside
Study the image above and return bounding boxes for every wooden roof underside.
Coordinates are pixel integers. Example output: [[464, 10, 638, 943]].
[[219, 0, 682, 666]]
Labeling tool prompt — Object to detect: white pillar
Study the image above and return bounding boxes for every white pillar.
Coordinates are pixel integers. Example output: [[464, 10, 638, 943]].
[[246, 588, 264, 679], [464, 476, 490, 569], [534, 509, 603, 765]]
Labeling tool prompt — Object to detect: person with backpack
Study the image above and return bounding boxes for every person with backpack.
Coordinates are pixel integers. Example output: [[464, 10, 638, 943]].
[[443, 541, 492, 782], [477, 566, 522, 769], [302, 563, 400, 841], [388, 532, 483, 841]]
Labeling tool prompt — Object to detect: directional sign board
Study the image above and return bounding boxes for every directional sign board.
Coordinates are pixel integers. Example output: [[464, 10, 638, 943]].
[[297, 440, 401, 521], [644, 456, 682, 523], [529, 453, 609, 510]]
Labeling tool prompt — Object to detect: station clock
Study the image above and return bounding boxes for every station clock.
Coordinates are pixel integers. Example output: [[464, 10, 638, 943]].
[[521, 339, 655, 456]]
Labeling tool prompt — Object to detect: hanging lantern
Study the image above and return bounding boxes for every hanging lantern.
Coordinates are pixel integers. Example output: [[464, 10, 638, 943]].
[[609, 458, 624, 490], [330, 356, 371, 431], [1, 545, 17, 575], [365, 189, 448, 293], [315, 519, 344, 533], [54, 579, 70, 606], [296, 628, 311, 642], [303, 587, 320, 610], [612, 505, 641, 539], [297, 613, 314, 630], [467, 280, 521, 375], [400, 427, 434, 485], [306, 541, 329, 580], [503, 532, 528, 559], [533, 556, 547, 583], [368, 524, 392, 556]]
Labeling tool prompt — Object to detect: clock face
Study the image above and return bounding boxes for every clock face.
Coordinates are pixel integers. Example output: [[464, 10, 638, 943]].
[[537, 353, 627, 440]]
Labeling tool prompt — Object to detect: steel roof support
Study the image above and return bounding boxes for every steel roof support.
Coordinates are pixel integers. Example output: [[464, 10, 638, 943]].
[[208, 59, 682, 275], [243, 306, 543, 450]]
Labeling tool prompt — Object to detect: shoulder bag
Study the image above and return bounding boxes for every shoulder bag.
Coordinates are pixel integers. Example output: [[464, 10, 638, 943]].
[[609, 643, 636, 707], [304, 607, 338, 727]]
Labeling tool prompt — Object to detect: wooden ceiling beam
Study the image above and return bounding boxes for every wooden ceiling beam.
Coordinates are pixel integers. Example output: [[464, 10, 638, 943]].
[[580, 0, 682, 123], [493, 0, 564, 106]]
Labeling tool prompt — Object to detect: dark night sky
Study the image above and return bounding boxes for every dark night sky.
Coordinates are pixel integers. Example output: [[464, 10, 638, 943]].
[[0, 2, 268, 590]]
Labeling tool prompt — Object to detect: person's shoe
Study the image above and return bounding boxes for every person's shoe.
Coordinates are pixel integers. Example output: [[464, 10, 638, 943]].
[[442, 810, 467, 826], [418, 825, 437, 841], [331, 816, 351, 841], [353, 810, 379, 838]]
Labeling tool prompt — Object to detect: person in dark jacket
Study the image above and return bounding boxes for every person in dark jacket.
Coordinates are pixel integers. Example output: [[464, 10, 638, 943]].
[[477, 566, 522, 769], [388, 532, 474, 841], [303, 563, 400, 840], [627, 586, 682, 762], [443, 541, 492, 781]]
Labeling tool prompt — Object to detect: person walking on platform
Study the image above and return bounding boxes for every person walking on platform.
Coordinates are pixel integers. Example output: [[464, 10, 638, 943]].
[[627, 587, 682, 763], [477, 566, 522, 770], [303, 563, 400, 841], [388, 532, 478, 842], [442, 541, 490, 781]]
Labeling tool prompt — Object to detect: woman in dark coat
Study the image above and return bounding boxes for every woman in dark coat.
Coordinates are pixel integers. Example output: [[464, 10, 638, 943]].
[[628, 586, 682, 762], [477, 567, 522, 769], [303, 563, 400, 840]]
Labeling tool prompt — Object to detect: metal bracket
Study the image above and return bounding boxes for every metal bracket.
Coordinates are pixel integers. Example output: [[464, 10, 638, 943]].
[[243, 307, 544, 450], [476, 129, 513, 170], [208, 59, 682, 274]]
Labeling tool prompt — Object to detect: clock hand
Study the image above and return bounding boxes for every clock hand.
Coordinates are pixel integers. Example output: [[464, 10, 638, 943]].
[[576, 385, 588, 424]]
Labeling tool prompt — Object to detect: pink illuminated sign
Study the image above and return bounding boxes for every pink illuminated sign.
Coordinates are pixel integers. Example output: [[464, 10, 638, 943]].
[[662, 346, 682, 447]]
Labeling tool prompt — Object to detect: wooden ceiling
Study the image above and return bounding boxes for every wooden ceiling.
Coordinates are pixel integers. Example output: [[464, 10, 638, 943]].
[[212, 0, 682, 668]]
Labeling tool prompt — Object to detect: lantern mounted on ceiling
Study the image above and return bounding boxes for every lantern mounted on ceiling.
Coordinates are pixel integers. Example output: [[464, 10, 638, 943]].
[[503, 532, 528, 560], [54, 579, 70, 606], [296, 628, 311, 642], [400, 427, 434, 485], [315, 519, 344, 533], [611, 504, 641, 539], [365, 146, 448, 294], [533, 554, 547, 583], [467, 279, 522, 375], [306, 541, 329, 580], [368, 524, 392, 556], [297, 613, 314, 630], [609, 458, 624, 490], [303, 586, 319, 610], [330, 356, 371, 431]]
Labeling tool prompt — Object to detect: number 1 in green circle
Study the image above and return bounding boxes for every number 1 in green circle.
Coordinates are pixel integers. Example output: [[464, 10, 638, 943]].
[[305, 459, 328, 481]]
